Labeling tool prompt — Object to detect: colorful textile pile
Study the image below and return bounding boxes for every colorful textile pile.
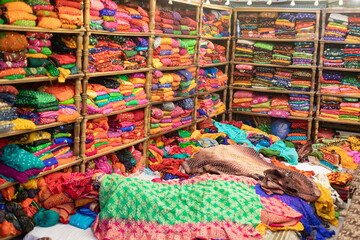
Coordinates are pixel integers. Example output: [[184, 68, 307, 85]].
[[328, 172, 354, 201], [238, 12, 258, 38], [271, 68, 292, 90], [318, 95, 360, 122], [253, 66, 274, 88], [87, 35, 148, 73], [152, 37, 196, 68], [55, 0, 83, 29], [271, 43, 293, 66], [87, 145, 144, 176], [32, 0, 62, 29], [156, 9, 197, 35], [258, 12, 277, 39], [292, 42, 314, 66], [289, 93, 310, 118], [233, 64, 254, 86], [324, 13, 348, 41], [202, 10, 230, 37], [0, 85, 18, 133], [90, 0, 117, 31], [198, 67, 228, 92], [150, 98, 194, 135], [232, 90, 253, 112], [339, 99, 360, 122], [234, 40, 254, 62], [295, 13, 316, 40], [291, 70, 312, 92], [319, 95, 341, 121], [321, 71, 360, 95], [197, 93, 225, 119], [347, 14, 360, 42], [286, 120, 308, 144], [323, 46, 344, 68], [86, 74, 147, 115], [275, 13, 296, 39], [199, 39, 226, 65], [253, 42, 274, 64], [344, 44, 360, 69], [2, 1, 37, 27]]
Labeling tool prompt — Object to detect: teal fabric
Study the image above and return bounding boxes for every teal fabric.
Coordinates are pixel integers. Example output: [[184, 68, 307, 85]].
[[69, 212, 96, 229], [267, 141, 298, 165], [34, 209, 59, 227]]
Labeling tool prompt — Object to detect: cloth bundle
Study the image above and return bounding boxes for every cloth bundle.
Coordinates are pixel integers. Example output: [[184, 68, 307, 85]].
[[233, 64, 254, 86], [275, 13, 296, 39], [2, 1, 37, 27], [343, 44, 360, 69], [269, 94, 290, 118], [198, 67, 228, 92], [289, 94, 310, 117], [156, 9, 196, 35], [253, 66, 274, 88], [199, 39, 226, 65], [197, 93, 225, 119], [87, 35, 148, 73], [151, 71, 175, 102], [320, 71, 344, 94], [291, 70, 312, 92], [152, 37, 195, 68], [258, 12, 277, 39], [286, 119, 308, 144], [237, 13, 258, 38], [292, 42, 314, 66], [30, 0, 62, 29], [271, 43, 293, 66], [175, 68, 196, 98], [319, 95, 341, 121], [270, 68, 293, 90], [253, 41, 274, 64], [325, 13, 348, 41], [90, 0, 117, 31], [232, 90, 253, 112], [0, 85, 18, 133], [346, 14, 360, 42], [15, 89, 60, 125], [55, 0, 83, 29], [295, 13, 316, 40], [339, 99, 360, 122], [234, 40, 254, 62], [202, 10, 230, 37], [323, 46, 344, 68]]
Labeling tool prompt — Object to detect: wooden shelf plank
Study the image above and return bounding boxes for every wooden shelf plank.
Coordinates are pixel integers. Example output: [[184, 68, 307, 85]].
[[320, 67, 360, 73], [230, 86, 314, 95], [317, 92, 360, 99], [198, 86, 228, 96], [321, 39, 360, 45], [200, 62, 229, 68], [201, 36, 231, 40], [84, 104, 149, 120], [0, 73, 84, 84], [151, 94, 196, 105], [0, 25, 85, 33], [156, 65, 197, 71], [83, 138, 148, 163], [155, 33, 198, 39], [86, 68, 152, 78], [88, 30, 152, 37], [231, 61, 316, 69], [149, 122, 194, 139], [317, 118, 360, 126], [230, 110, 311, 121], [235, 37, 315, 42], [196, 111, 226, 123]]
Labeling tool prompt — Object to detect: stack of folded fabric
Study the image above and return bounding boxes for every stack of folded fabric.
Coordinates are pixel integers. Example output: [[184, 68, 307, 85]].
[[176, 98, 194, 126], [291, 70, 312, 92], [89, 0, 104, 30], [157, 9, 181, 35], [151, 71, 174, 102], [114, 5, 131, 32], [289, 94, 310, 117], [38, 83, 80, 123], [31, 0, 62, 29], [0, 32, 28, 80], [232, 90, 253, 112], [197, 93, 225, 119], [319, 95, 341, 120], [292, 42, 314, 66], [238, 13, 258, 38], [339, 99, 360, 122], [232, 65, 254, 87], [234, 40, 254, 62], [0, 85, 18, 133], [55, 0, 84, 29], [286, 120, 308, 144], [202, 10, 230, 37], [150, 106, 163, 134], [211, 93, 225, 116], [344, 44, 360, 69], [179, 16, 197, 36], [341, 73, 360, 95], [324, 13, 348, 41], [327, 172, 353, 201], [253, 66, 274, 88], [251, 94, 270, 114], [269, 94, 290, 118], [2, 1, 37, 27], [253, 41, 274, 64], [154, 9, 162, 33], [176, 68, 196, 98], [121, 4, 149, 33], [270, 68, 292, 90], [289, 94, 310, 118], [275, 13, 296, 39], [323, 46, 344, 68], [97, 0, 117, 32], [295, 13, 316, 40], [88, 35, 147, 73], [271, 43, 293, 66], [15, 89, 59, 125], [347, 14, 360, 42], [198, 67, 228, 91], [320, 71, 343, 94], [85, 117, 111, 156], [199, 40, 226, 65], [258, 12, 277, 39]]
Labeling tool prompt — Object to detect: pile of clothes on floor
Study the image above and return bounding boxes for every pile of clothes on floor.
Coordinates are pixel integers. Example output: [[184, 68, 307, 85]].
[[150, 99, 194, 135], [152, 37, 196, 68], [0, 0, 83, 29], [89, 0, 149, 32], [151, 68, 196, 102], [86, 74, 147, 115], [319, 95, 360, 122], [0, 31, 79, 80], [87, 35, 148, 73], [320, 70, 360, 95], [0, 124, 76, 184], [155, 8, 197, 35], [85, 111, 144, 157], [202, 9, 230, 37], [199, 39, 226, 65], [198, 67, 228, 92], [324, 13, 360, 42], [232, 91, 311, 118], [197, 93, 225, 119], [233, 65, 313, 91]]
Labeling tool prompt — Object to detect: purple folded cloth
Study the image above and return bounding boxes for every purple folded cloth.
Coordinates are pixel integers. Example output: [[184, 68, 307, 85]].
[[56, 151, 74, 160], [128, 73, 145, 78], [182, 30, 189, 35], [107, 130, 122, 138], [160, 118, 173, 123], [152, 85, 159, 90], [163, 28, 174, 34], [0, 60, 27, 70], [0, 162, 42, 183]]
